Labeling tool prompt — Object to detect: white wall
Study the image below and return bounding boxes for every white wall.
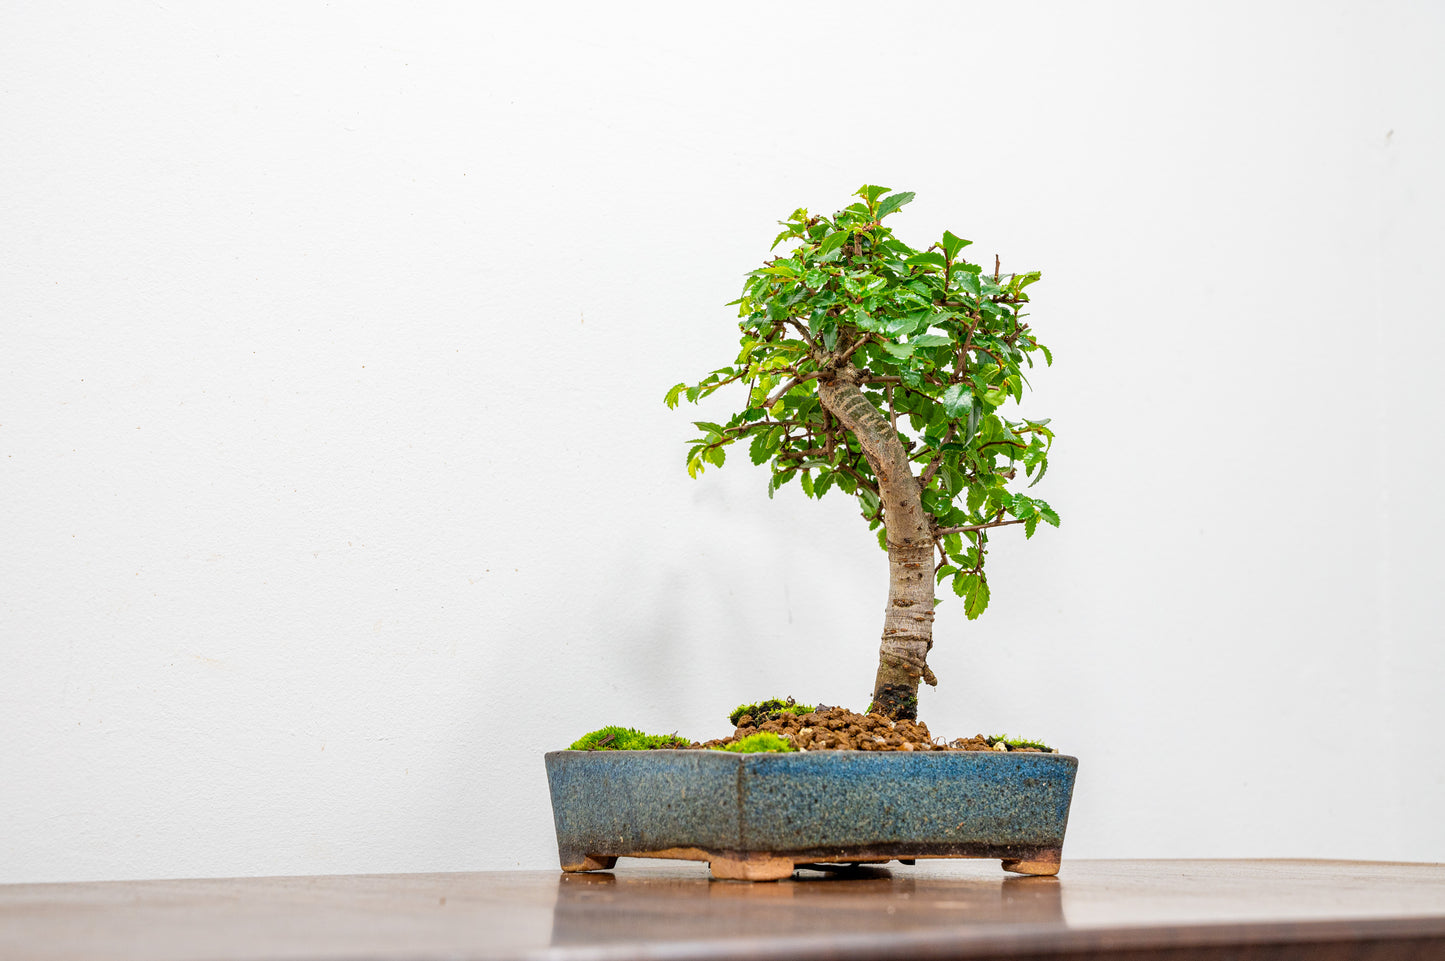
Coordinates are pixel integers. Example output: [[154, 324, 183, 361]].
[[3, 1, 1442, 883]]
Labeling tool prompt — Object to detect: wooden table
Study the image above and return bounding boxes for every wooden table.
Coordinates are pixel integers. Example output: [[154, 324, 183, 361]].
[[3, 860, 1444, 960]]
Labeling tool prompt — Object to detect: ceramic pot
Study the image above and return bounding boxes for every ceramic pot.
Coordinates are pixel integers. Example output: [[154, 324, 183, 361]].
[[544, 748, 1077, 881]]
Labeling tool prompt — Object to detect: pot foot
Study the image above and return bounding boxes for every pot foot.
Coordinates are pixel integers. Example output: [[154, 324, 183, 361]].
[[560, 854, 617, 873], [709, 855, 796, 882], [1002, 850, 1061, 876]]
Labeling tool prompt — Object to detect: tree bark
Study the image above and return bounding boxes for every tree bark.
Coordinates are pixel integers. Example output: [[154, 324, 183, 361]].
[[817, 366, 936, 720]]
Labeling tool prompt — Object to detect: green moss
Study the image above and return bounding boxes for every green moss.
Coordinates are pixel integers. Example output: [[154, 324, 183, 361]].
[[727, 697, 814, 727], [711, 732, 795, 753], [987, 734, 1056, 752], [568, 726, 690, 751]]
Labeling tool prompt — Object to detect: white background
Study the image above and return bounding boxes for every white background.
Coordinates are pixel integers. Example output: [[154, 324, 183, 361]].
[[3, 1, 1442, 884]]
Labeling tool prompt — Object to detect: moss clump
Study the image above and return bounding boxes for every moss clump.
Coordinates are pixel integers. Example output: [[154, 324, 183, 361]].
[[569, 726, 690, 751], [727, 697, 814, 727], [711, 732, 794, 753], [987, 734, 1056, 752]]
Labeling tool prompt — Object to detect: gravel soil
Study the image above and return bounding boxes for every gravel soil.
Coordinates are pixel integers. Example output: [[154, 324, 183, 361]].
[[689, 705, 1052, 753]]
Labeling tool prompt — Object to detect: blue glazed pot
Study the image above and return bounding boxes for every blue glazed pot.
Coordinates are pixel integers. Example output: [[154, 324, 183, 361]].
[[544, 749, 1077, 881]]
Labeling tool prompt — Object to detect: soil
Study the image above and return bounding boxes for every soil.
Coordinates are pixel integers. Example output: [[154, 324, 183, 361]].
[[684, 705, 1053, 753]]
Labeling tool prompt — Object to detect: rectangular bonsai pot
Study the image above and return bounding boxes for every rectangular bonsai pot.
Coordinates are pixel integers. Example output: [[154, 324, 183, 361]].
[[544, 749, 1077, 880]]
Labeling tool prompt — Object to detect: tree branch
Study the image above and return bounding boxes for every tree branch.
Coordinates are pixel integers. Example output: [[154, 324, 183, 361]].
[[933, 518, 1026, 537], [970, 343, 1007, 368], [782, 318, 815, 347], [763, 371, 821, 409], [840, 334, 873, 362], [919, 425, 958, 487], [860, 372, 949, 388], [698, 420, 806, 452]]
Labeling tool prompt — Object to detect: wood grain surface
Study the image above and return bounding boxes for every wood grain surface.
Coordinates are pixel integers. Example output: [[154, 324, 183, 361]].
[[2, 860, 1443, 960]]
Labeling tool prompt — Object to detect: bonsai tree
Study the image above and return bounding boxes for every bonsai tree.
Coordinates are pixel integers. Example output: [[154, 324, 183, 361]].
[[667, 186, 1058, 721]]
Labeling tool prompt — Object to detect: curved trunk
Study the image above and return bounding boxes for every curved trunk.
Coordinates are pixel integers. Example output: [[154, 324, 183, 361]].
[[817, 368, 936, 721]]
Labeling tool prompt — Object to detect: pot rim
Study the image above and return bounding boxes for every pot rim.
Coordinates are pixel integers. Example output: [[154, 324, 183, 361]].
[[546, 748, 1078, 762]]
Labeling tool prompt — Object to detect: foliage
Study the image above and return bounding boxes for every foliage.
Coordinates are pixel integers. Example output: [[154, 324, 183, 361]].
[[728, 697, 814, 727], [711, 732, 795, 753], [569, 726, 690, 751], [667, 185, 1058, 619], [987, 734, 1056, 752]]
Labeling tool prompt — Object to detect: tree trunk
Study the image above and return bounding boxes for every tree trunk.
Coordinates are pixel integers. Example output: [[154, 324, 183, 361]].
[[817, 367, 936, 721]]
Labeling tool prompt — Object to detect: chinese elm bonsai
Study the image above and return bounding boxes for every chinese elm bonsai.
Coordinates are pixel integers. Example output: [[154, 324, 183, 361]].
[[542, 203, 1073, 878], [667, 185, 1058, 722]]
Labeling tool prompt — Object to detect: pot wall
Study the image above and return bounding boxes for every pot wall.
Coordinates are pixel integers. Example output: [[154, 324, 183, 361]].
[[544, 749, 1078, 873]]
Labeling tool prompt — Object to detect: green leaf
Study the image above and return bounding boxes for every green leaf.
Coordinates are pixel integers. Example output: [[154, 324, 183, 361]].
[[1035, 499, 1060, 527], [882, 342, 915, 360], [953, 573, 974, 598], [935, 564, 958, 585], [909, 333, 951, 348], [876, 191, 915, 218], [1024, 515, 1039, 539], [940, 231, 972, 260], [966, 483, 987, 513], [856, 184, 891, 203], [1027, 457, 1049, 488], [800, 470, 815, 498], [748, 431, 771, 465], [692, 421, 726, 436], [905, 252, 947, 269], [886, 311, 930, 336], [664, 383, 686, 409], [748, 263, 798, 278], [704, 446, 726, 468], [819, 230, 850, 257], [950, 548, 979, 570], [940, 383, 973, 418], [964, 576, 990, 620], [814, 471, 835, 498]]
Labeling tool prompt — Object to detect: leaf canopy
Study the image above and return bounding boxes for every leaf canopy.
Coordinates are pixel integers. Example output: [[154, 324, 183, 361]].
[[668, 186, 1058, 616]]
